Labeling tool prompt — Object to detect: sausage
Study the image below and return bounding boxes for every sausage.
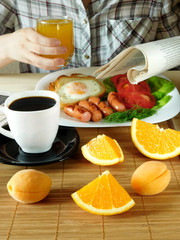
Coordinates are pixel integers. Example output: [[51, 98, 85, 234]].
[[89, 96, 113, 117], [64, 104, 91, 122], [78, 100, 102, 122], [88, 96, 101, 106], [64, 105, 74, 117], [107, 92, 126, 112], [97, 101, 114, 117]]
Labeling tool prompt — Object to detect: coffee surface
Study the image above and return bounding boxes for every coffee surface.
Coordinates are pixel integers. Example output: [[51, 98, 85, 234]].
[[9, 96, 56, 111]]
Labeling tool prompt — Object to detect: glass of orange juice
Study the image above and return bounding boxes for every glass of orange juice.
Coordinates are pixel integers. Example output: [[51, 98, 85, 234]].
[[37, 16, 74, 66]]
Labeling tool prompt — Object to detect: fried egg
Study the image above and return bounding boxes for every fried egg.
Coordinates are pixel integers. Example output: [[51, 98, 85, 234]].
[[49, 73, 106, 109], [59, 79, 104, 104]]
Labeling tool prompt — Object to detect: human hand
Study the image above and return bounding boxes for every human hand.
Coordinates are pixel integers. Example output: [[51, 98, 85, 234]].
[[6, 28, 67, 70]]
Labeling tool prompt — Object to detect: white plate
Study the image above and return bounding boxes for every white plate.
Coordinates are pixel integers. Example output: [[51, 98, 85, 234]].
[[35, 67, 180, 127]]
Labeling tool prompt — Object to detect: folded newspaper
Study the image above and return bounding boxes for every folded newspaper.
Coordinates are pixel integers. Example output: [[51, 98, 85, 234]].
[[94, 36, 180, 84]]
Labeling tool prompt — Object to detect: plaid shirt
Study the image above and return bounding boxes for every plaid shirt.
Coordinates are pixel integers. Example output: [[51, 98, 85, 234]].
[[0, 0, 179, 73]]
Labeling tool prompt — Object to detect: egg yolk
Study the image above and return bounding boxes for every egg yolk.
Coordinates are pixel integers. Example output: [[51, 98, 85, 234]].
[[66, 82, 87, 95]]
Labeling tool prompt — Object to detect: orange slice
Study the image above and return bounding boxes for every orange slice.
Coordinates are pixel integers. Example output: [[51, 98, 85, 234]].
[[131, 118, 180, 159], [81, 134, 124, 166], [71, 170, 135, 215]]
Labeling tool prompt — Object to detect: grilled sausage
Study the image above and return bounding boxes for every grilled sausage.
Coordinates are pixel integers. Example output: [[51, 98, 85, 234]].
[[88, 96, 101, 106], [78, 100, 102, 122], [97, 101, 114, 117], [89, 96, 113, 117], [107, 92, 126, 111], [64, 104, 91, 122]]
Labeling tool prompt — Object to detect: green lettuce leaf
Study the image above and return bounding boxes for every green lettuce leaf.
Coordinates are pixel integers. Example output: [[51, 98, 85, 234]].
[[147, 76, 175, 100], [101, 77, 116, 100], [151, 95, 172, 111]]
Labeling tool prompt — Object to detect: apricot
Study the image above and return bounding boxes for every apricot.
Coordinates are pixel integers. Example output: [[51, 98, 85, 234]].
[[131, 161, 171, 195], [7, 169, 52, 203]]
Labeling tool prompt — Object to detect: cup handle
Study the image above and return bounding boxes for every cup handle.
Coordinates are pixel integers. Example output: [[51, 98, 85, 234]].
[[0, 105, 14, 139]]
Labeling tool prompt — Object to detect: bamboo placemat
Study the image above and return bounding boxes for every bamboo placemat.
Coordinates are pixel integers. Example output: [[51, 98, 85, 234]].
[[0, 120, 179, 240]]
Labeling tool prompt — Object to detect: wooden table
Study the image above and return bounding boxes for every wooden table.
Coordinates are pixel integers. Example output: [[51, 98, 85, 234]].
[[0, 71, 179, 240]]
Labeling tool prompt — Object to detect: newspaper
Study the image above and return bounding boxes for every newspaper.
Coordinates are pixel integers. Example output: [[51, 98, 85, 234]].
[[94, 36, 180, 84]]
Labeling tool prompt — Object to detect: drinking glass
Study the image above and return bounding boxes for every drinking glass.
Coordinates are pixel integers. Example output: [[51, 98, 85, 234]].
[[37, 16, 74, 67]]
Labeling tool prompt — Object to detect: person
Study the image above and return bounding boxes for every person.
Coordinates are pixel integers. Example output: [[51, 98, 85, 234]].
[[0, 0, 179, 73]]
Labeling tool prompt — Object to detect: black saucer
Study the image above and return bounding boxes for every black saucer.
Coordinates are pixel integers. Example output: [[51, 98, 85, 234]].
[[0, 125, 79, 166]]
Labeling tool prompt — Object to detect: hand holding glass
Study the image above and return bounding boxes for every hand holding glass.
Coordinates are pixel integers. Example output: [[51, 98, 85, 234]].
[[37, 16, 74, 67]]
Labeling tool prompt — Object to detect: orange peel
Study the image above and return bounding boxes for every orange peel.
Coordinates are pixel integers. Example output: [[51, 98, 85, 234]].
[[81, 134, 124, 166], [72, 170, 135, 215], [131, 118, 180, 159]]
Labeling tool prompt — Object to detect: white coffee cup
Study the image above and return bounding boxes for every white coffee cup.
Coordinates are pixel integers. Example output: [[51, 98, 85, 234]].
[[0, 90, 60, 153]]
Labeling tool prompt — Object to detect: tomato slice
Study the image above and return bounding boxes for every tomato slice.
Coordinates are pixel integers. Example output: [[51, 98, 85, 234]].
[[138, 80, 151, 93], [117, 79, 137, 95], [111, 74, 151, 93], [111, 74, 128, 88], [118, 79, 151, 93], [117, 79, 155, 109], [111, 74, 155, 109], [119, 91, 156, 109]]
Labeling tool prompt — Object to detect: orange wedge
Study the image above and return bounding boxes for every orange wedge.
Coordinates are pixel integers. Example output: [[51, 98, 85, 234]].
[[81, 134, 124, 166], [131, 118, 180, 159], [71, 170, 135, 215]]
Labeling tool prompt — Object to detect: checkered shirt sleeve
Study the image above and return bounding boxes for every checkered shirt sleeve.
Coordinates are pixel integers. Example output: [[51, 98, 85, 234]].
[[0, 0, 179, 73]]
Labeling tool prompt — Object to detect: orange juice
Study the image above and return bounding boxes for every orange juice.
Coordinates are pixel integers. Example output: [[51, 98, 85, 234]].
[[37, 17, 74, 65]]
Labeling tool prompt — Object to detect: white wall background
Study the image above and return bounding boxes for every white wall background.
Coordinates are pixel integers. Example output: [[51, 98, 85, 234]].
[[0, 62, 19, 73]]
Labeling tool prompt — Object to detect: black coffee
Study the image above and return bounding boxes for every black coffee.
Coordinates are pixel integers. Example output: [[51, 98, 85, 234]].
[[9, 96, 56, 111]]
